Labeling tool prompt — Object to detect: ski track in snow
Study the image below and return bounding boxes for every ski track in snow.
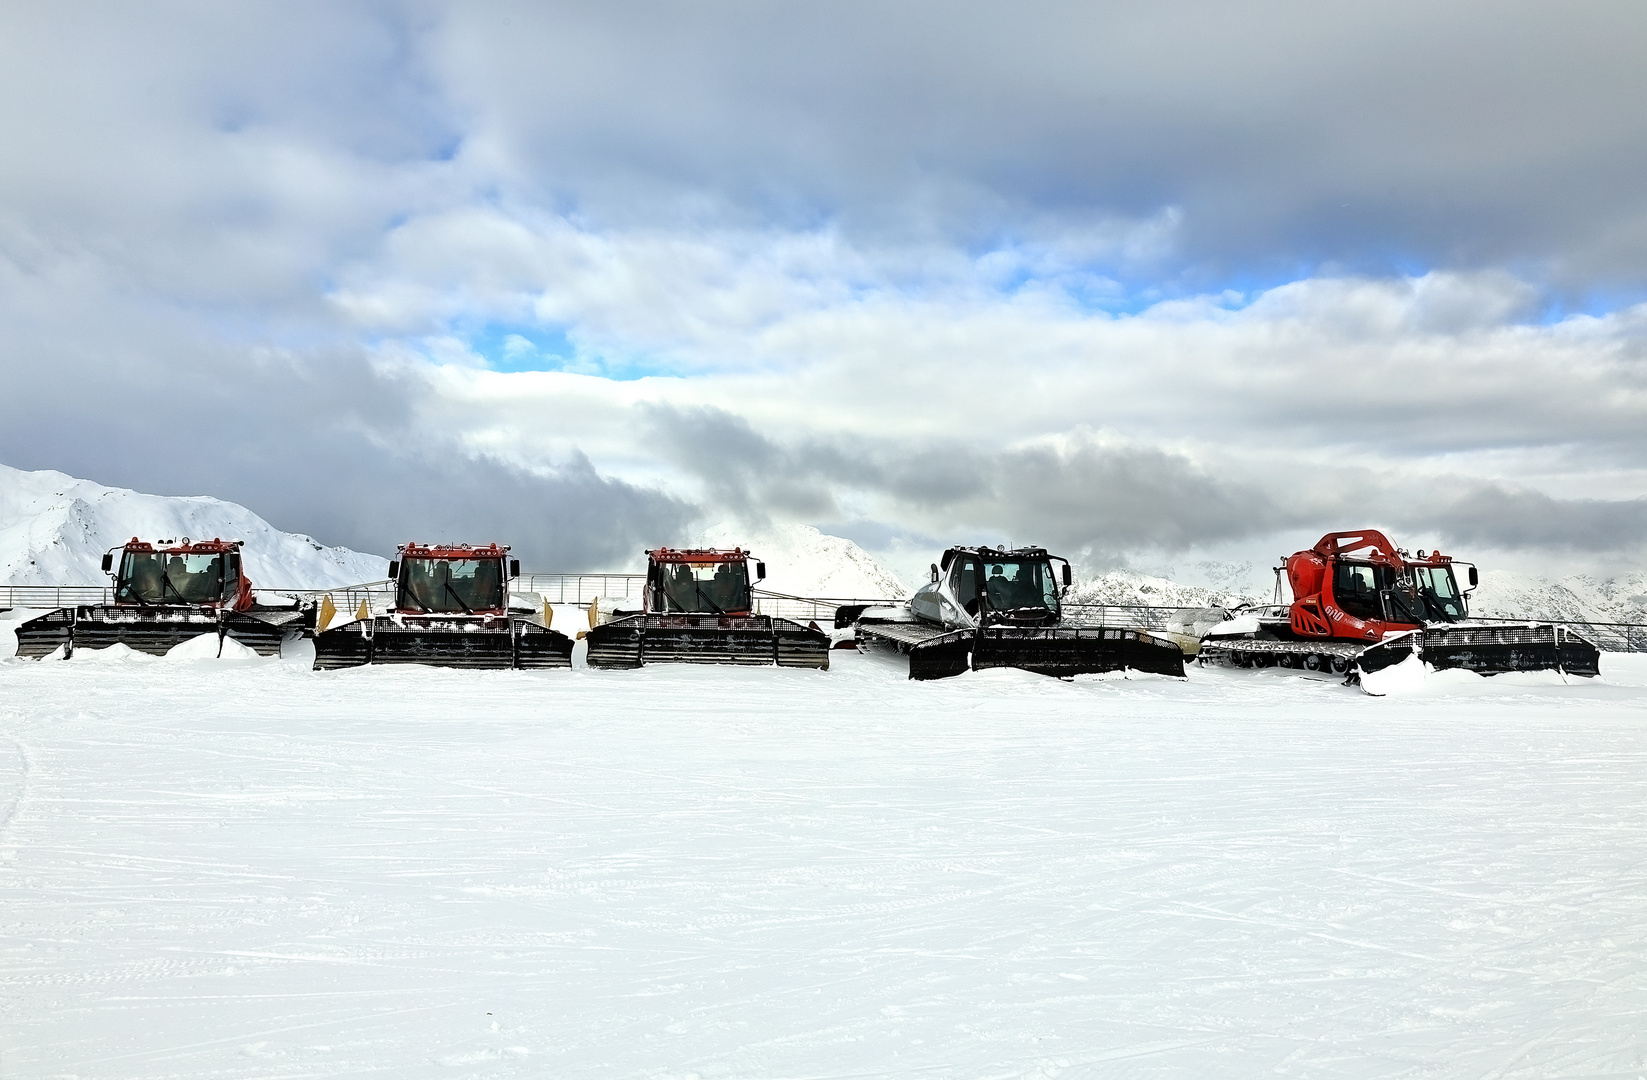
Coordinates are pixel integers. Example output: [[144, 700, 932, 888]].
[[1, 617, 1645, 1078]]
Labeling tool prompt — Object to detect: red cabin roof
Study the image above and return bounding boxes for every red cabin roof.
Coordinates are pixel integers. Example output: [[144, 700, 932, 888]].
[[646, 547, 750, 565], [397, 542, 511, 559], [121, 536, 244, 554]]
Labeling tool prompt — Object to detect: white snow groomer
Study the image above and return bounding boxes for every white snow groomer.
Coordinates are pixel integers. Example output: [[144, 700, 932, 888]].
[[311, 542, 572, 670], [585, 548, 830, 670], [1198, 530, 1601, 685], [847, 545, 1186, 680], [13, 537, 303, 658]]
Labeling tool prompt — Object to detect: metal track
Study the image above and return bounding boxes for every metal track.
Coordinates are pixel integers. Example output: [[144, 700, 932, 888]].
[[852, 621, 949, 648], [1197, 637, 1361, 675]]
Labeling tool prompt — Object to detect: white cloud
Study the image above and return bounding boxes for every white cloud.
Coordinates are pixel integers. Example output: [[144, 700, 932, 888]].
[[1, 2, 1646, 578]]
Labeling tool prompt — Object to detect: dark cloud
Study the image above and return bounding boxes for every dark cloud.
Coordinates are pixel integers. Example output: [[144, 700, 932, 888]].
[[1405, 485, 1647, 555], [643, 402, 1289, 566], [1, 3, 1644, 579], [988, 441, 1289, 556], [0, 297, 693, 569], [640, 402, 1647, 568], [8, 3, 1644, 297], [641, 403, 877, 524], [445, 1, 1647, 292]]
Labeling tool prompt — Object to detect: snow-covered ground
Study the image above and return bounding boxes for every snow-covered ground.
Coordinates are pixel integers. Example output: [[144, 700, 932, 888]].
[[2, 610, 1645, 1079], [0, 464, 386, 588]]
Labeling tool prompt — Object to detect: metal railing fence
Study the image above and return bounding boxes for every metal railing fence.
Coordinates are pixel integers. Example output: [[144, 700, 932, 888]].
[[1465, 617, 1647, 654], [749, 590, 898, 625], [1062, 603, 1202, 631], [517, 573, 645, 604], [0, 585, 114, 607]]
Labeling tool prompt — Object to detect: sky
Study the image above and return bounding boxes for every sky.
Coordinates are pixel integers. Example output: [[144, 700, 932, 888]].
[[2, 1, 1645, 584]]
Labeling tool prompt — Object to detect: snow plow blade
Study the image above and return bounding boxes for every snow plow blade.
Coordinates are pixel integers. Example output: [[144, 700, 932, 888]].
[[312, 616, 574, 670], [862, 622, 1186, 681], [13, 608, 73, 658], [1417, 624, 1600, 677], [14, 605, 300, 658], [1201, 623, 1600, 684], [585, 614, 830, 670]]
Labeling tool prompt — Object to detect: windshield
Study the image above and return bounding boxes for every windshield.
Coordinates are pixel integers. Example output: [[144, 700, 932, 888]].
[[399, 557, 505, 614], [653, 560, 751, 614], [1413, 565, 1466, 622], [117, 551, 234, 605], [979, 558, 1061, 617]]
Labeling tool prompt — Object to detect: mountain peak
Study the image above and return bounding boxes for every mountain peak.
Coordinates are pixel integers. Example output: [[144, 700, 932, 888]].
[[0, 464, 386, 588]]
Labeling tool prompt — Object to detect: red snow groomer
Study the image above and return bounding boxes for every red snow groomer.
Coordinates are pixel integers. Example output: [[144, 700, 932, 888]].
[[584, 547, 830, 669], [312, 542, 573, 670], [1199, 529, 1601, 682], [13, 537, 304, 658]]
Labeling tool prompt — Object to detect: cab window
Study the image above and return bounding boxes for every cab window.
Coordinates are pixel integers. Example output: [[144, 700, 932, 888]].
[[1333, 562, 1386, 620], [950, 557, 980, 615]]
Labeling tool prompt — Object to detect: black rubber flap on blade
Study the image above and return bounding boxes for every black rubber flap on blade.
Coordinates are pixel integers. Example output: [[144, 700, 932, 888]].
[[35, 606, 276, 658], [974, 626, 1186, 679], [1421, 624, 1600, 678], [1356, 634, 1417, 676], [219, 612, 291, 655], [513, 620, 577, 669], [586, 615, 829, 670], [314, 616, 572, 670], [14, 608, 74, 658], [312, 623, 374, 670], [906, 630, 973, 680]]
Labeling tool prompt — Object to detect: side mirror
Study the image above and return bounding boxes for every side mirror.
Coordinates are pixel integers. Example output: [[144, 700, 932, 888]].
[[930, 563, 940, 583], [510, 559, 521, 578], [1468, 566, 1478, 588], [1062, 564, 1072, 587], [101, 552, 113, 572], [387, 561, 399, 580], [755, 561, 766, 581]]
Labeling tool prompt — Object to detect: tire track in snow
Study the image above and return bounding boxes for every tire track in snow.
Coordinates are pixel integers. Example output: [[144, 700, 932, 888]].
[[0, 729, 29, 851]]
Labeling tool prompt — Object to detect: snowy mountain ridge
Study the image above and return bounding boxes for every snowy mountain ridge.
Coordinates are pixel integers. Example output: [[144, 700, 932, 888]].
[[697, 522, 909, 600], [1468, 569, 1647, 625], [5, 463, 1641, 622], [0, 466, 909, 600], [1069, 570, 1260, 609], [0, 464, 387, 588], [1071, 565, 1647, 625]]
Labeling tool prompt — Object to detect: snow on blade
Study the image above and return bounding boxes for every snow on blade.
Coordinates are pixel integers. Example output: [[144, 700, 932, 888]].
[[164, 633, 264, 661]]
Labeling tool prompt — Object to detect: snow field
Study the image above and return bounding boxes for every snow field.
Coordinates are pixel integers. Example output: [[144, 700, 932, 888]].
[[1, 612, 1646, 1078]]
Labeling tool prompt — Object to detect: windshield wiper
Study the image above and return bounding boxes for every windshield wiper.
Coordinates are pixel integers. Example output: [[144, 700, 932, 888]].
[[693, 581, 728, 615], [160, 572, 189, 605], [1420, 590, 1459, 623], [444, 581, 474, 615], [400, 581, 429, 612]]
